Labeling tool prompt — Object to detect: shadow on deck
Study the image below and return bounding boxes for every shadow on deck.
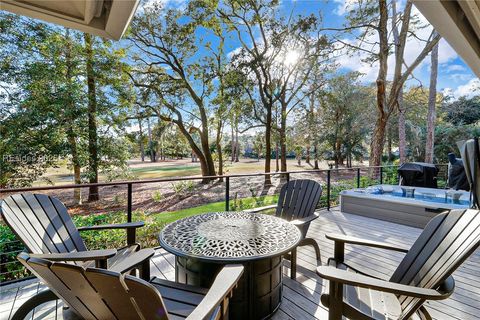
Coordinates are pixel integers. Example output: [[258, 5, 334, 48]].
[[1, 208, 479, 320]]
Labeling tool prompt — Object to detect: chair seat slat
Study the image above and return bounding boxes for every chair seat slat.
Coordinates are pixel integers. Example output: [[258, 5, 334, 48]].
[[51, 264, 118, 319], [18, 194, 69, 253], [1, 202, 43, 253], [45, 196, 87, 251]]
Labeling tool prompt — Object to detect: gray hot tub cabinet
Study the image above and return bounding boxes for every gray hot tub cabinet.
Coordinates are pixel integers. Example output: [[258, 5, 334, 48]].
[[340, 185, 469, 228]]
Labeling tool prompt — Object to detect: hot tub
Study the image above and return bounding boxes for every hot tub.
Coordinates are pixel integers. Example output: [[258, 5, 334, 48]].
[[340, 185, 470, 228]]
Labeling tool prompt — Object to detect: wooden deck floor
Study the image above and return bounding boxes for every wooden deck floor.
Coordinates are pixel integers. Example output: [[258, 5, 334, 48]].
[[1, 208, 479, 320]]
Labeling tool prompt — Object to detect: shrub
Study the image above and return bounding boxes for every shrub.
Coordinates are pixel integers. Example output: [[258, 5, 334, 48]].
[[0, 223, 29, 282], [171, 181, 195, 195], [229, 193, 278, 212], [151, 190, 164, 203]]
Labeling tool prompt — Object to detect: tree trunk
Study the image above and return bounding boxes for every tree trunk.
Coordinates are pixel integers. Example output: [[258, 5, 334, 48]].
[[217, 142, 223, 180], [306, 91, 314, 165], [335, 137, 342, 168], [392, 1, 406, 165], [200, 131, 216, 178], [398, 88, 407, 164], [234, 124, 239, 162], [264, 107, 272, 185], [231, 120, 235, 162], [65, 30, 81, 204], [369, 114, 388, 168], [216, 119, 224, 182], [189, 105, 216, 182], [280, 101, 287, 173], [313, 144, 319, 169], [369, 0, 389, 168], [147, 117, 155, 162], [275, 141, 279, 172], [387, 125, 393, 162], [425, 36, 439, 163], [85, 33, 99, 202], [139, 118, 145, 162], [67, 131, 82, 203]]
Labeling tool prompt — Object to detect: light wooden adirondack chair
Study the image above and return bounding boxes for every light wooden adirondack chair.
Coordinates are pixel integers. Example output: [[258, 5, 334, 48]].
[[317, 208, 480, 320], [248, 179, 322, 279], [16, 252, 244, 320], [1, 193, 150, 274]]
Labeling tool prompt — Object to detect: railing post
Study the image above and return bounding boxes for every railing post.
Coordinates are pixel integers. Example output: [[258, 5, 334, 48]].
[[286, 172, 290, 183], [127, 183, 132, 223], [225, 176, 230, 211], [327, 169, 331, 211], [126, 183, 135, 245], [379, 166, 383, 184], [356, 168, 360, 188]]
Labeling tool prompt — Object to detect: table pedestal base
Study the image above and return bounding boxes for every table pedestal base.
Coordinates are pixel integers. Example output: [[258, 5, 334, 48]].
[[176, 256, 283, 320]]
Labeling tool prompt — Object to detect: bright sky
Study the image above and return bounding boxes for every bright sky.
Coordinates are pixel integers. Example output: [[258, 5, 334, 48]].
[[286, 0, 478, 99], [143, 0, 479, 100]]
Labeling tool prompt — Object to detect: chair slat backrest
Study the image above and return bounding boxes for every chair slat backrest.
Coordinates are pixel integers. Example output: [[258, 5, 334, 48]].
[[17, 253, 169, 320], [1, 194, 87, 255], [390, 209, 480, 319], [276, 179, 322, 221]]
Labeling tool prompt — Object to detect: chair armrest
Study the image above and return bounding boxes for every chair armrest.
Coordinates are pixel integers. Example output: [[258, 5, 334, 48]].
[[29, 249, 117, 262], [109, 248, 155, 274], [77, 221, 145, 231], [186, 264, 244, 320], [326, 233, 409, 253], [291, 212, 320, 226], [317, 266, 452, 300], [243, 204, 277, 213]]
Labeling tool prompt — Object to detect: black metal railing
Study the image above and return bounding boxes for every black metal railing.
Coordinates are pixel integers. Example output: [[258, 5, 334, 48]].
[[0, 164, 448, 284]]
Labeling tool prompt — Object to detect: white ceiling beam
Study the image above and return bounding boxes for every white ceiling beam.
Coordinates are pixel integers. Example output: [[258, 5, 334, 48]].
[[0, 0, 139, 40]]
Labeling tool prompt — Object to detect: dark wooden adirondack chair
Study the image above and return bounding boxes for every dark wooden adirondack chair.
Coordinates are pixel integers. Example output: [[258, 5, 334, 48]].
[[248, 179, 322, 279], [16, 252, 244, 320], [317, 208, 480, 320], [0, 193, 150, 274]]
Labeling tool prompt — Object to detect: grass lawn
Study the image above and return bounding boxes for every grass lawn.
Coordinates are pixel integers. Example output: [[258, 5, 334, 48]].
[[132, 165, 201, 179], [152, 194, 279, 225], [33, 158, 327, 185]]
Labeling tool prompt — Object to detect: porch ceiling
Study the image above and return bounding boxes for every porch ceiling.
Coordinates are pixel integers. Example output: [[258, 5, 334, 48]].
[[0, 0, 139, 40]]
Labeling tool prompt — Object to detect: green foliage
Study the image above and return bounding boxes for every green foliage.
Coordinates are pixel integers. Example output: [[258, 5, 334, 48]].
[[434, 124, 480, 163], [73, 211, 162, 249], [0, 13, 132, 188], [0, 223, 30, 281], [229, 194, 278, 212], [252, 132, 265, 160], [315, 72, 375, 166], [160, 125, 191, 159], [171, 181, 196, 195], [0, 15, 79, 187], [381, 166, 400, 185], [152, 190, 164, 202], [443, 96, 480, 126]]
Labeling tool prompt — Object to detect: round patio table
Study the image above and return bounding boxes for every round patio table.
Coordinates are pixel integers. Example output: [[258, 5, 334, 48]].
[[159, 211, 301, 320]]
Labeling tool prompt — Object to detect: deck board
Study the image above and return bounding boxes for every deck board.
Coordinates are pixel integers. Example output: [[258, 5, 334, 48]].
[[1, 208, 479, 320]]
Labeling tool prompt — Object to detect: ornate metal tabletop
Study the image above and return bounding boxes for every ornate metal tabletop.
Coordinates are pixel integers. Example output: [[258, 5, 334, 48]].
[[159, 211, 302, 262]]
